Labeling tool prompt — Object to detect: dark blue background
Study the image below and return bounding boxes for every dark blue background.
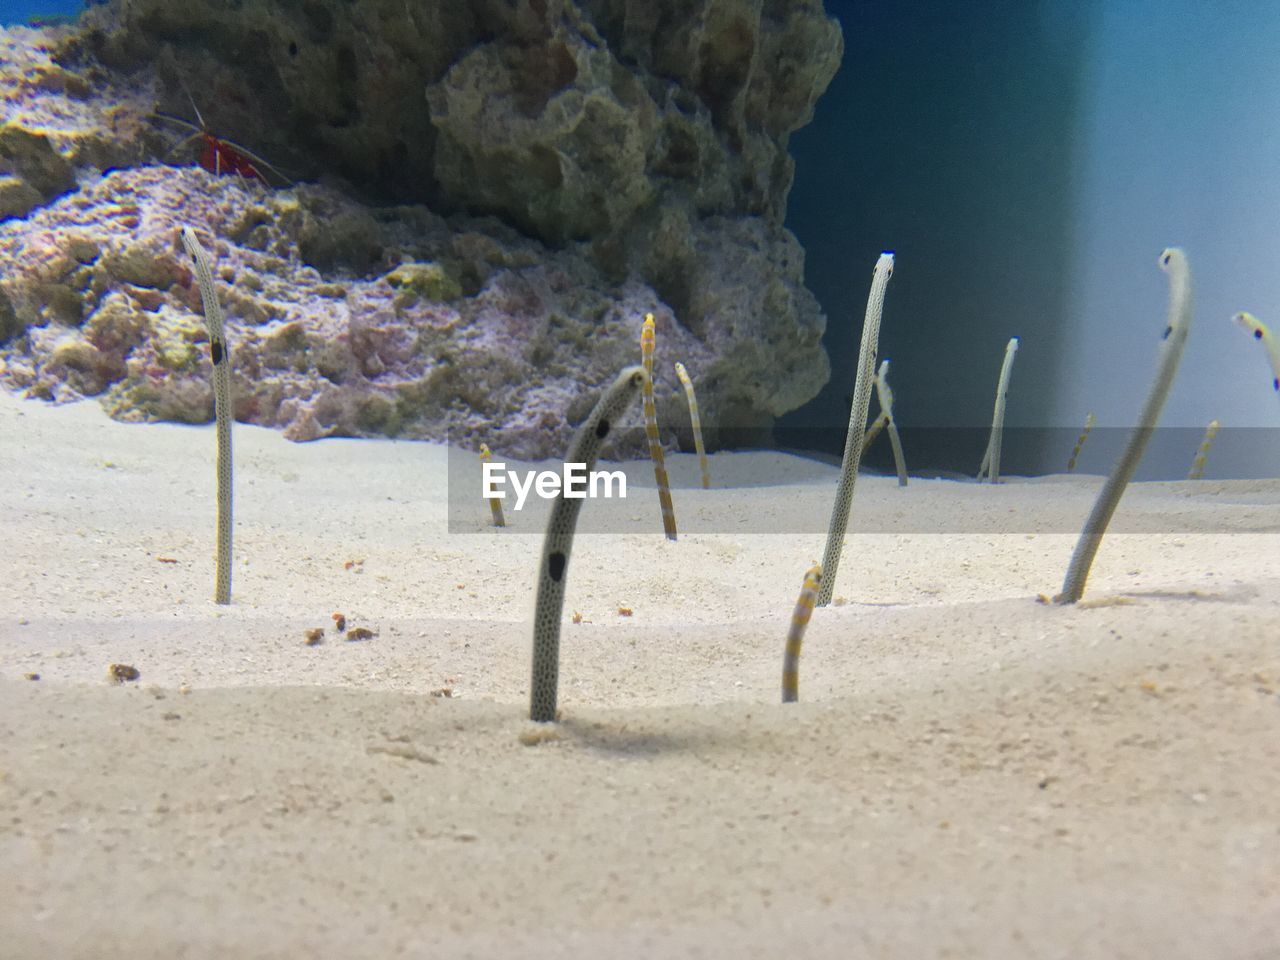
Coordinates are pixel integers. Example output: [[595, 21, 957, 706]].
[[780, 0, 1101, 474]]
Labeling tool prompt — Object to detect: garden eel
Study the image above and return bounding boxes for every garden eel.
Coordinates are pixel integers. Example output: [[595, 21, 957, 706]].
[[1187, 419, 1219, 480], [1232, 312, 1280, 398], [781, 564, 822, 703], [817, 252, 895, 607], [978, 337, 1020, 483], [180, 226, 233, 605], [1056, 247, 1193, 604], [641, 314, 677, 539], [1066, 412, 1095, 473], [530, 365, 647, 722], [674, 361, 710, 488], [861, 412, 887, 454], [478, 443, 506, 526], [872, 359, 908, 486]]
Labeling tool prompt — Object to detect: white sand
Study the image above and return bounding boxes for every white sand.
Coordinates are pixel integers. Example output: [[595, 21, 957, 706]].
[[1, 389, 1278, 959]]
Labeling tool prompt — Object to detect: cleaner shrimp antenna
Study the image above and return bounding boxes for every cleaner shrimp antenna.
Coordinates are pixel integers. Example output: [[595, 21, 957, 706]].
[[178, 72, 208, 131], [180, 226, 234, 605], [479, 443, 505, 527], [640, 314, 677, 539], [1066, 412, 1095, 473], [1056, 247, 1193, 604], [818, 252, 895, 606], [530, 366, 647, 722], [872, 359, 908, 486], [674, 361, 710, 489], [1232, 312, 1280, 400], [781, 564, 823, 703], [1187, 419, 1220, 480], [977, 337, 1019, 483]]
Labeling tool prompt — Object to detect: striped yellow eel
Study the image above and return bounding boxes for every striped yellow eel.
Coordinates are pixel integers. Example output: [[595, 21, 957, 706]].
[[1187, 419, 1219, 480], [1066, 412, 1095, 473], [478, 443, 506, 526], [640, 313, 677, 539], [530, 366, 647, 722], [860, 412, 887, 454], [180, 226, 233, 605], [781, 564, 822, 703], [1232, 312, 1280, 398], [674, 361, 710, 489], [1057, 247, 1193, 604], [817, 252, 895, 606]]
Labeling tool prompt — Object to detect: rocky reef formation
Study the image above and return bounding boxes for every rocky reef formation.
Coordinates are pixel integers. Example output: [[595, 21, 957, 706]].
[[0, 0, 842, 455], [0, 26, 161, 219], [2, 164, 814, 456]]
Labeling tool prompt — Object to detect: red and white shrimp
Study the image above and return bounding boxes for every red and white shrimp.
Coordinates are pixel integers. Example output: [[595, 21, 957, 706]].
[[154, 85, 293, 187]]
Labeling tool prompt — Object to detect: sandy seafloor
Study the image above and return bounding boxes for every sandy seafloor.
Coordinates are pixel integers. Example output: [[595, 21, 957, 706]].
[[0, 387, 1277, 960]]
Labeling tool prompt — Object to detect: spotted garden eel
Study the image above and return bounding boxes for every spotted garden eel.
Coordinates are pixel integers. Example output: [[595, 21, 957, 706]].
[[180, 226, 233, 605], [817, 252, 895, 607], [1232, 312, 1280, 399], [478, 443, 505, 527], [1066, 412, 1095, 473], [1056, 247, 1193, 604], [530, 365, 647, 722], [674, 361, 710, 489], [872, 359, 908, 486], [641, 314, 677, 539], [781, 564, 822, 703], [977, 337, 1019, 483]]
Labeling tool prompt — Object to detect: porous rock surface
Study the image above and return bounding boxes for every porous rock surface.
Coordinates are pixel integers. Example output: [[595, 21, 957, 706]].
[[0, 165, 821, 457], [0, 25, 162, 218], [0, 1, 842, 454]]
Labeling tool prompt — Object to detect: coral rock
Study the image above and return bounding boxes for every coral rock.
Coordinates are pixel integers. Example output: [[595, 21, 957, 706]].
[[0, 125, 76, 212], [384, 262, 463, 306], [0, 284, 22, 343], [0, 173, 44, 220], [1, 2, 844, 453]]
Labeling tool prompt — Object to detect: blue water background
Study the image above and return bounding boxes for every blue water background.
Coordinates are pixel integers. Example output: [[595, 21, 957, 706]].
[[785, 0, 1280, 478], [0, 0, 86, 26]]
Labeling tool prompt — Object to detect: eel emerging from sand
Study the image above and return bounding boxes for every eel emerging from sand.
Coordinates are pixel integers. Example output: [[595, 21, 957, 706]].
[[180, 226, 233, 605], [674, 361, 710, 489], [479, 443, 505, 527], [1066, 412, 1096, 473], [818, 252, 895, 606], [530, 366, 647, 722], [872, 359, 909, 486], [1056, 247, 1193, 604], [640, 314, 678, 540], [781, 564, 823, 703], [977, 336, 1020, 483]]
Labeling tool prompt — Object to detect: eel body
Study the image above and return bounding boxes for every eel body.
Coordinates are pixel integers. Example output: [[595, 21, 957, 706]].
[[530, 366, 647, 722], [180, 226, 233, 606]]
